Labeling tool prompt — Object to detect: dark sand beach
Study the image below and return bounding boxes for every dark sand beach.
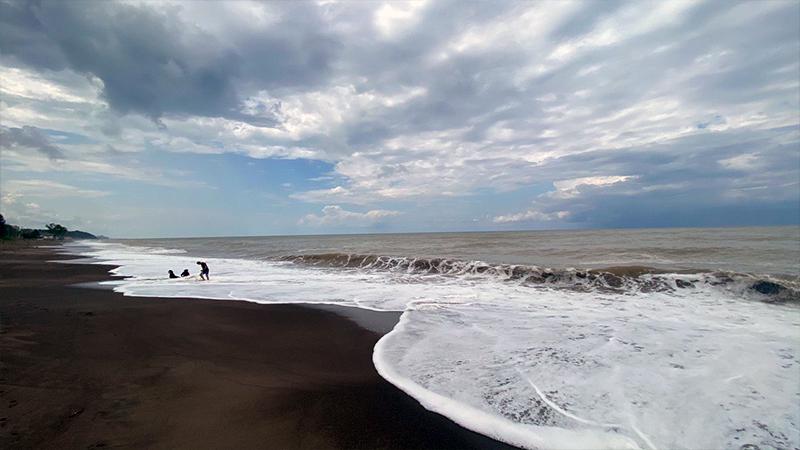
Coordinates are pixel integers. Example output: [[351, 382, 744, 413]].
[[0, 243, 515, 449]]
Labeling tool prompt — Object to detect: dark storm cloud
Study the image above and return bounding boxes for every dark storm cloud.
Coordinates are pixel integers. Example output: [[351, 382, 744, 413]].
[[0, 0, 233, 118], [0, 0, 68, 70], [0, 0, 336, 123], [0, 125, 65, 159]]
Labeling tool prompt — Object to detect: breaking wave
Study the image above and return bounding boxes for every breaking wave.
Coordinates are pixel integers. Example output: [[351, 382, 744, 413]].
[[64, 241, 800, 449], [281, 252, 800, 302]]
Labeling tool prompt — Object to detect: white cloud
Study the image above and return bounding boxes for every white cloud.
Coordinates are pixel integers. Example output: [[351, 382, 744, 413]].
[[0, 66, 104, 108], [4, 179, 109, 198], [292, 186, 358, 203], [551, 175, 638, 199], [1, 191, 21, 205], [0, 148, 209, 189], [719, 153, 759, 170], [493, 210, 570, 224], [299, 205, 401, 226], [0, 180, 103, 230], [494, 175, 636, 223], [241, 84, 427, 140], [374, 0, 428, 38]]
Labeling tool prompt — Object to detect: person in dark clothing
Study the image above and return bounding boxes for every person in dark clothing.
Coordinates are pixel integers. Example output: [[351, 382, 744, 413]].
[[180, 269, 190, 277], [197, 261, 210, 280], [168, 270, 179, 279]]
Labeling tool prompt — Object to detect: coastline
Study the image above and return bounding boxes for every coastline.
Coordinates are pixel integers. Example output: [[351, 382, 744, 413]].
[[0, 242, 516, 449]]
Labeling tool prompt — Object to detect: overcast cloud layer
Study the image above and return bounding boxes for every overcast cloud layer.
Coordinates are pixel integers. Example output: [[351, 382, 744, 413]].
[[0, 0, 798, 237]]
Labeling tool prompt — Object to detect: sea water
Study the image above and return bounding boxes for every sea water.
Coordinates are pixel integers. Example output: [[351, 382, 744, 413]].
[[62, 227, 800, 449]]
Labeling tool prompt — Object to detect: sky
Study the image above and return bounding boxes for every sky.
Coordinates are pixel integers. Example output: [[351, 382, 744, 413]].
[[0, 0, 798, 238]]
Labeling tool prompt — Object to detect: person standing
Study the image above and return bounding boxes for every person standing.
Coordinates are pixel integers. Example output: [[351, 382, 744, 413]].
[[196, 261, 210, 280]]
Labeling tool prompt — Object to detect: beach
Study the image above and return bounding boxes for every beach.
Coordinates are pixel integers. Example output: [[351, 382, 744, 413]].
[[0, 242, 514, 449], [3, 228, 797, 449]]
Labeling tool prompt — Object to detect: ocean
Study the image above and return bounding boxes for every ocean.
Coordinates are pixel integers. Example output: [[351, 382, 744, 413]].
[[64, 226, 799, 450]]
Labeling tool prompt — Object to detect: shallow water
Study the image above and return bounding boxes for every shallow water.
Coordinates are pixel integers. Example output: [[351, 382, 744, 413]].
[[112, 226, 800, 277], [64, 226, 800, 449]]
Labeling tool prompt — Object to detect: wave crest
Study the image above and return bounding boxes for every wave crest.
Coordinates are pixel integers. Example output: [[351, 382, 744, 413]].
[[280, 253, 799, 302]]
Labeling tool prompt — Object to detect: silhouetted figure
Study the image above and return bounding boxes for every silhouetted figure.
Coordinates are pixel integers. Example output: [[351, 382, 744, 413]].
[[168, 270, 179, 279], [197, 261, 210, 280], [180, 269, 190, 277]]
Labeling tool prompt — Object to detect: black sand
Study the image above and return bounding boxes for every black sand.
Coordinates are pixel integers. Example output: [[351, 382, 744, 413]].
[[0, 242, 516, 449]]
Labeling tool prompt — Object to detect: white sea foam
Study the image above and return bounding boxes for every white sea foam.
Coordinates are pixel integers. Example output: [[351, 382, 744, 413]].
[[66, 241, 800, 449]]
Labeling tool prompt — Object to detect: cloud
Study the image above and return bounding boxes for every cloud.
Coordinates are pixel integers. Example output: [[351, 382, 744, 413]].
[[719, 153, 759, 171], [492, 126, 800, 227], [289, 0, 797, 208], [0, 125, 65, 159], [550, 175, 638, 199], [0, 141, 209, 189], [494, 175, 637, 223], [373, 1, 429, 38], [0, 179, 107, 230], [0, 0, 797, 233], [299, 205, 401, 226], [1, 191, 21, 205], [291, 185, 364, 204], [493, 209, 570, 224], [3, 179, 109, 198], [0, 0, 338, 123]]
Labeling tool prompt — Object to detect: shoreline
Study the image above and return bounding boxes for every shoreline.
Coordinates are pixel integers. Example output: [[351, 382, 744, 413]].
[[0, 242, 517, 449]]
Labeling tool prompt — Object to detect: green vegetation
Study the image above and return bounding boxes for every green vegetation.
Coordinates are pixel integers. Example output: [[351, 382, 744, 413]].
[[21, 228, 42, 239], [0, 214, 101, 241], [45, 223, 68, 239]]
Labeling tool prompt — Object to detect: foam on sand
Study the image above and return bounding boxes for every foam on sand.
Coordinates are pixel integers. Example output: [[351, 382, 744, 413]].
[[66, 241, 800, 449]]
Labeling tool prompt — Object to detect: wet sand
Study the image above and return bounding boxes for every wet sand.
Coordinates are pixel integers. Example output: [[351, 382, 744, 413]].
[[0, 242, 516, 449]]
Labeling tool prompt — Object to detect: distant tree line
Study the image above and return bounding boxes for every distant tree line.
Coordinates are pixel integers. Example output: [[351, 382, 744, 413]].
[[0, 214, 102, 240]]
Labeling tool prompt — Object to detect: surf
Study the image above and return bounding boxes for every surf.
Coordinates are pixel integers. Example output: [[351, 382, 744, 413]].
[[63, 240, 800, 449], [282, 252, 799, 303]]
